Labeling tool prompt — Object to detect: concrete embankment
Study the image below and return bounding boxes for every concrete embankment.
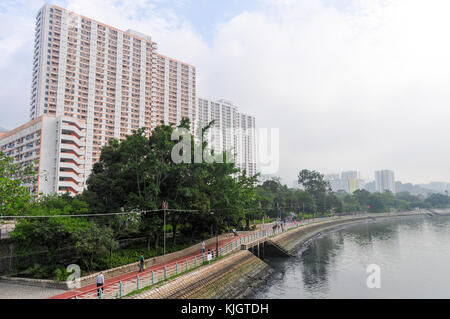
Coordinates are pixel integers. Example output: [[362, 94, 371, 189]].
[[271, 211, 448, 254], [128, 250, 272, 299]]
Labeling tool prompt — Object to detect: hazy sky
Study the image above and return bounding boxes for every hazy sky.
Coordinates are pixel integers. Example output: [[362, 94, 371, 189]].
[[1, 0, 449, 185]]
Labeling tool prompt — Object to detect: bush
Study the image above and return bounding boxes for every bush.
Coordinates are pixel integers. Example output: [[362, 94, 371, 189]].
[[53, 266, 74, 282], [24, 264, 54, 279], [91, 241, 193, 272]]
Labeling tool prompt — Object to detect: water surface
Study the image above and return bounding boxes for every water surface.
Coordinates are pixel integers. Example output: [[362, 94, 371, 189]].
[[249, 216, 450, 299]]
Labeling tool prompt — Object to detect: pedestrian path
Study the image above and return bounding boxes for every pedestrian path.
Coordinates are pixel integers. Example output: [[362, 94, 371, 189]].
[[50, 223, 290, 299]]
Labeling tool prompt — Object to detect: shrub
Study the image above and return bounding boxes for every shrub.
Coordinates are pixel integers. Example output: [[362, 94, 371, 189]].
[[53, 266, 74, 282], [25, 264, 54, 279]]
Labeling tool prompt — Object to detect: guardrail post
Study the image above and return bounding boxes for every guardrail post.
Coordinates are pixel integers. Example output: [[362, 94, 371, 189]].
[[186, 259, 188, 271], [119, 281, 122, 298], [152, 271, 154, 284], [176, 263, 178, 275], [195, 256, 197, 267], [235, 240, 237, 248], [99, 287, 103, 299], [240, 237, 242, 244], [137, 275, 140, 290], [164, 267, 167, 280]]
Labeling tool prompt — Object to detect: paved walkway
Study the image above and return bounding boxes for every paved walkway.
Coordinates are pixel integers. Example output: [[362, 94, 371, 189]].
[[50, 222, 288, 299], [0, 281, 65, 299]]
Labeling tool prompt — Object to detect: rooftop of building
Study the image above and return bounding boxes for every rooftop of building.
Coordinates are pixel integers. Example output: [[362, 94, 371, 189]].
[[0, 116, 45, 141], [44, 3, 195, 68]]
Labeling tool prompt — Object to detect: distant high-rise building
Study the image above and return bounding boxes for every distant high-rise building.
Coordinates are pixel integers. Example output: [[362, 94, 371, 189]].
[[375, 170, 396, 193], [326, 171, 365, 193], [197, 98, 256, 177]]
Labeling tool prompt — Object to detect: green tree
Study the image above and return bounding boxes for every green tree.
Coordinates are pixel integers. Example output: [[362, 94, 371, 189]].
[[0, 151, 35, 216], [10, 194, 91, 264], [367, 193, 387, 213], [298, 169, 331, 215], [82, 119, 261, 249], [425, 193, 450, 208], [73, 223, 118, 273]]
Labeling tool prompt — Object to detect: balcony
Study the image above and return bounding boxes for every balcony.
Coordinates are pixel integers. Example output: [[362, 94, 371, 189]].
[[59, 161, 84, 174]]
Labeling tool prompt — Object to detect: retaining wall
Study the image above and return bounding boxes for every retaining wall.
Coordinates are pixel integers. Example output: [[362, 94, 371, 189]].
[[272, 211, 446, 254], [0, 275, 69, 290], [128, 250, 272, 299], [77, 232, 239, 287]]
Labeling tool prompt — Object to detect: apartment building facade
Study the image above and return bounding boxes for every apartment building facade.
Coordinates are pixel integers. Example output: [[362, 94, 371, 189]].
[[17, 3, 197, 195], [326, 171, 365, 194], [0, 116, 86, 195], [198, 98, 256, 177], [375, 170, 396, 193]]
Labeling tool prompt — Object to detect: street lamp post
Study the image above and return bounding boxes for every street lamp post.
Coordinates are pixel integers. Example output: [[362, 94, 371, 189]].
[[162, 201, 168, 268], [210, 212, 219, 257]]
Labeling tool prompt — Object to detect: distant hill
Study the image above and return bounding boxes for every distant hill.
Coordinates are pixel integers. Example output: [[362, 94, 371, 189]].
[[365, 181, 440, 196], [395, 182, 437, 196], [0, 127, 7, 132]]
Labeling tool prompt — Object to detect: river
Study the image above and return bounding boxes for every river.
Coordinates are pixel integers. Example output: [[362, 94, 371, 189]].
[[249, 215, 450, 299]]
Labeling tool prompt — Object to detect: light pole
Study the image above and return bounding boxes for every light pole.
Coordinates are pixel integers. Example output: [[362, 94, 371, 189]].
[[210, 212, 219, 257], [162, 201, 168, 268], [164, 208, 166, 266]]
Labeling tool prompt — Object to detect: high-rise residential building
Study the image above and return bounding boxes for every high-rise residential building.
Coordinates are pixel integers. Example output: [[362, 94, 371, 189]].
[[375, 170, 396, 193], [153, 54, 196, 129], [197, 98, 256, 177], [5, 3, 196, 195], [0, 116, 86, 195], [326, 171, 365, 193], [341, 171, 365, 193]]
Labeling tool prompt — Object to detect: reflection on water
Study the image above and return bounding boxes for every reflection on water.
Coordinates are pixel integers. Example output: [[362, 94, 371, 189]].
[[249, 216, 450, 299]]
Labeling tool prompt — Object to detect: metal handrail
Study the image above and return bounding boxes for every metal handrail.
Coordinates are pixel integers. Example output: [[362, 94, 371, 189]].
[[71, 220, 305, 299]]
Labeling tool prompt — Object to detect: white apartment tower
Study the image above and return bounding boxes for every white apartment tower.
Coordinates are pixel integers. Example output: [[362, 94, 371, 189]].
[[198, 98, 256, 177], [375, 170, 396, 193], [18, 4, 197, 195]]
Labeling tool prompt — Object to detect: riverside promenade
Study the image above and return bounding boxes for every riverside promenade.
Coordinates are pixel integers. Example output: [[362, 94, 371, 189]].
[[50, 220, 300, 299], [50, 211, 437, 299]]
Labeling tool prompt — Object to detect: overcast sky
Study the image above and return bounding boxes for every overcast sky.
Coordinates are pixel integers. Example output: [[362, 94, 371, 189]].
[[1, 0, 449, 185]]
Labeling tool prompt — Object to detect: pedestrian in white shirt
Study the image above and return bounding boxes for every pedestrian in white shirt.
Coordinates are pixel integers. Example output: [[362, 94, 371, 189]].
[[201, 241, 205, 255], [97, 272, 105, 298]]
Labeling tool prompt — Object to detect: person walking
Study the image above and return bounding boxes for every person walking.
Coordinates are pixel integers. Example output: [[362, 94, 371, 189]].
[[201, 241, 206, 255], [138, 253, 145, 273], [272, 224, 277, 235], [96, 272, 105, 298]]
